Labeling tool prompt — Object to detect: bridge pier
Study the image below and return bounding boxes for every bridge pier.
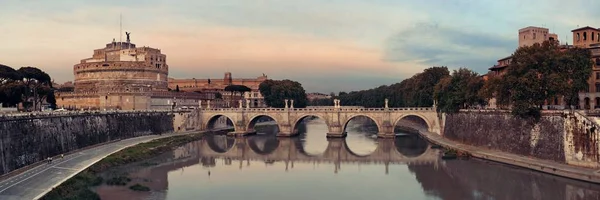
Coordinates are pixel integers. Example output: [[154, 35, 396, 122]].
[[276, 123, 299, 137], [378, 120, 395, 138], [326, 132, 347, 138]]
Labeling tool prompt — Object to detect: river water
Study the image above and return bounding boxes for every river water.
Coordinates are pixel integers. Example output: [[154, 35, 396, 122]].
[[95, 118, 600, 200]]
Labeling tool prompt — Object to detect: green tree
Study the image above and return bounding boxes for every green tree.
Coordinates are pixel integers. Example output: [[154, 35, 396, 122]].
[[0, 64, 24, 106], [559, 47, 594, 107], [259, 79, 307, 108], [224, 85, 252, 107], [486, 41, 592, 118], [336, 66, 449, 108], [434, 68, 485, 113], [17, 66, 52, 111]]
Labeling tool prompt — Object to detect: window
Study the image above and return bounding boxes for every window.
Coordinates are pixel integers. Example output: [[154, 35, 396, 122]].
[[596, 83, 600, 92], [577, 33, 581, 41], [598, 33, 600, 42], [594, 32, 596, 41], [584, 32, 588, 40], [596, 58, 600, 66], [596, 72, 599, 79]]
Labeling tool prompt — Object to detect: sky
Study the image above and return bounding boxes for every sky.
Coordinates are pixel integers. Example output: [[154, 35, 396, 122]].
[[1, 0, 599, 93]]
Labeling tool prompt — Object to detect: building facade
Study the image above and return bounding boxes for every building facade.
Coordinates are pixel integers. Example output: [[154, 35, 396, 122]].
[[56, 36, 215, 110], [518, 26, 558, 48], [571, 26, 600, 109], [168, 72, 268, 108]]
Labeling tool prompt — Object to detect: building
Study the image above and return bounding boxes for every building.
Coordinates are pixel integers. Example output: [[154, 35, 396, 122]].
[[518, 26, 558, 48], [56, 35, 215, 110], [168, 72, 268, 108], [571, 26, 600, 109]]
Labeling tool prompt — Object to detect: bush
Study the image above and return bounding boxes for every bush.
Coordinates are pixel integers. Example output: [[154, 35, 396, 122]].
[[129, 184, 150, 192]]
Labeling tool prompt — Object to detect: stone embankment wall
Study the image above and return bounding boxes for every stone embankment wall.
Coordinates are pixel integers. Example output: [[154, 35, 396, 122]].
[[0, 111, 175, 175], [444, 110, 600, 168]]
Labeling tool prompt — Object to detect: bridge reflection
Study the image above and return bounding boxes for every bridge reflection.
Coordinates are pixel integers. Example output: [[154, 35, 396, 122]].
[[200, 133, 439, 173]]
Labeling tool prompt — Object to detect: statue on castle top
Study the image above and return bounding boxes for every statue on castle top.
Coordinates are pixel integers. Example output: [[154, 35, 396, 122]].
[[126, 32, 131, 42]]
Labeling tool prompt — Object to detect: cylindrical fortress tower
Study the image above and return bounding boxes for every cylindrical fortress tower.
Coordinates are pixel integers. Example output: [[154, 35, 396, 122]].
[[73, 40, 169, 94]]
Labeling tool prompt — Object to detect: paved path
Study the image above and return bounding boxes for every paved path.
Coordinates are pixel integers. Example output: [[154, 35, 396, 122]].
[[0, 132, 197, 200], [420, 131, 600, 184]]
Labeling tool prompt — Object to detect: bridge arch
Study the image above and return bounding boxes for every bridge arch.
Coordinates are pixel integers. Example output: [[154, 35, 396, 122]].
[[205, 114, 236, 131], [205, 134, 236, 153], [247, 136, 280, 155], [393, 135, 429, 158], [291, 114, 330, 133], [393, 114, 431, 133], [246, 114, 281, 134], [342, 114, 381, 133]]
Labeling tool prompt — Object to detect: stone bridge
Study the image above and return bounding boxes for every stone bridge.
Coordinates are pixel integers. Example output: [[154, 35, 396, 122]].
[[193, 100, 441, 138], [198, 135, 440, 173]]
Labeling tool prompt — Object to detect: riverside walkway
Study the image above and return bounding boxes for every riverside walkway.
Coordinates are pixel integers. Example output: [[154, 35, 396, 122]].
[[420, 131, 600, 184], [0, 132, 196, 200]]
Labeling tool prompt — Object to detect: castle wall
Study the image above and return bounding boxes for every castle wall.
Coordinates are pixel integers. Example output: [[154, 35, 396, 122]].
[[444, 111, 600, 168], [0, 111, 174, 175]]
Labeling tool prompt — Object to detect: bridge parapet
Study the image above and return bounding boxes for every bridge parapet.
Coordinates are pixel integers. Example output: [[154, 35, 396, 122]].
[[197, 106, 441, 138], [199, 107, 434, 112]]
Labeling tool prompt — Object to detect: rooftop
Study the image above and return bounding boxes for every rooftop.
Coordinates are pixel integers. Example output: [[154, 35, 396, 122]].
[[571, 26, 599, 32]]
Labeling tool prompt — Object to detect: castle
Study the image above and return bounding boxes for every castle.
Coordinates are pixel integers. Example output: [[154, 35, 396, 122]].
[[56, 34, 214, 110], [55, 33, 269, 110]]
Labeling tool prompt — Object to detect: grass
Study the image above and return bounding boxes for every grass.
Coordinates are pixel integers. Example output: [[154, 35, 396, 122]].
[[129, 184, 151, 192], [40, 133, 204, 200], [105, 176, 131, 186]]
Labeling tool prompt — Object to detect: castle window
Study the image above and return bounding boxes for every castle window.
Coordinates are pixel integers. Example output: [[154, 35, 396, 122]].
[[577, 33, 581, 41], [584, 32, 587, 40]]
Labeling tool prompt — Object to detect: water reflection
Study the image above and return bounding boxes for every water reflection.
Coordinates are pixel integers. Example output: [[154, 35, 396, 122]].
[[95, 119, 600, 200]]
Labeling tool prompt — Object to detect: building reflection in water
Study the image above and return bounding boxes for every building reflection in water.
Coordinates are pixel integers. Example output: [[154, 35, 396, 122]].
[[126, 118, 600, 200]]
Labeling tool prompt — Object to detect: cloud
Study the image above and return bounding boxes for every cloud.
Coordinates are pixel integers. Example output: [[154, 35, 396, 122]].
[[383, 22, 514, 73]]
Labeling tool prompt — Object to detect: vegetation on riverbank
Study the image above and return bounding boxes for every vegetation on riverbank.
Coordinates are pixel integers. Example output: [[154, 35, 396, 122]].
[[41, 132, 204, 200], [129, 183, 151, 191]]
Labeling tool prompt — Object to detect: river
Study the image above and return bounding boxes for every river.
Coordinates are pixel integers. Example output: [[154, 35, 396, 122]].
[[94, 117, 600, 200]]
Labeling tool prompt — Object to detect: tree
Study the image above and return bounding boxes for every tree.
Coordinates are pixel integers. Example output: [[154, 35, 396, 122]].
[[336, 66, 450, 108], [559, 47, 594, 107], [224, 85, 252, 107], [0, 64, 22, 83], [434, 68, 485, 113], [484, 41, 593, 118], [259, 79, 308, 108], [0, 64, 24, 106], [17, 66, 52, 111]]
